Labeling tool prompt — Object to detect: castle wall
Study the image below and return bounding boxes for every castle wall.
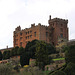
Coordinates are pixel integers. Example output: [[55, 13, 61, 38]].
[[13, 16, 68, 48]]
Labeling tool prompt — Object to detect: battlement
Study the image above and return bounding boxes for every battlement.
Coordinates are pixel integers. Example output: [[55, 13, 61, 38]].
[[13, 15, 68, 48], [48, 15, 68, 24], [15, 26, 21, 32]]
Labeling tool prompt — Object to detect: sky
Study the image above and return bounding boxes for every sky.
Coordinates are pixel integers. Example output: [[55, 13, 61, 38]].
[[0, 0, 75, 49]]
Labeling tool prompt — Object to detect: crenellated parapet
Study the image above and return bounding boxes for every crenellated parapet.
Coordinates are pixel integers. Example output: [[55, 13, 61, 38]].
[[48, 15, 68, 25], [15, 26, 21, 32]]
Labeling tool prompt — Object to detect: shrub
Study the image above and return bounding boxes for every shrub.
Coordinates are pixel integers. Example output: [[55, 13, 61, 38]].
[[64, 62, 75, 75], [0, 64, 14, 75], [50, 70, 66, 75]]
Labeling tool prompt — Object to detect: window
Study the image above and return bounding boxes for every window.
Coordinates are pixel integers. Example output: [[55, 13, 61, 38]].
[[30, 35, 32, 38], [46, 32, 48, 37], [20, 42, 22, 46], [16, 39, 18, 41], [16, 34, 18, 37], [28, 36, 29, 39], [60, 33, 63, 38], [20, 37, 22, 40], [28, 31, 29, 34], [20, 32, 22, 36], [26, 37, 27, 39], [34, 32, 36, 37], [26, 32, 27, 35], [60, 28, 63, 32]]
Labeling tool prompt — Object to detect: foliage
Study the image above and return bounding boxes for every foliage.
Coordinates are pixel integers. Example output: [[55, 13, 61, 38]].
[[10, 48, 15, 56], [3, 50, 10, 59], [25, 39, 39, 59], [35, 41, 50, 70], [14, 46, 19, 55], [20, 39, 56, 68], [13, 65, 20, 72], [20, 40, 39, 67], [20, 52, 30, 67], [46, 43, 56, 54], [10, 46, 19, 56], [62, 46, 69, 52], [65, 45, 75, 64], [0, 64, 14, 75], [18, 67, 44, 75], [50, 70, 66, 75], [64, 62, 75, 75], [17, 47, 24, 55], [0, 51, 3, 60]]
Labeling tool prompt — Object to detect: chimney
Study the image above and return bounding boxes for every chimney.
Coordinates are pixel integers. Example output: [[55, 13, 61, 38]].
[[7, 46, 8, 49], [50, 15, 51, 20]]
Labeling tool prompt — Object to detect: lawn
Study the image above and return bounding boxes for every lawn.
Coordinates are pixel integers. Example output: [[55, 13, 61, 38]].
[[52, 58, 65, 61]]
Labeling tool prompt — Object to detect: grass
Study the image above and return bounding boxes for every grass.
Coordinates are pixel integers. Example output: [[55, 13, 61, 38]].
[[43, 70, 52, 75], [52, 58, 65, 61]]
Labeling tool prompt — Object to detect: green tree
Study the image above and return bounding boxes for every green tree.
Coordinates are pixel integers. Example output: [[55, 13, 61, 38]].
[[20, 52, 30, 67], [14, 46, 19, 55], [46, 43, 56, 54], [17, 47, 24, 55], [35, 41, 50, 70], [0, 51, 3, 60], [20, 40, 39, 67], [10, 48, 15, 56], [25, 39, 39, 59], [65, 45, 75, 64], [20, 40, 55, 68], [64, 62, 75, 75], [10, 46, 19, 57], [25, 39, 56, 59], [5, 50, 10, 59], [3, 50, 10, 59]]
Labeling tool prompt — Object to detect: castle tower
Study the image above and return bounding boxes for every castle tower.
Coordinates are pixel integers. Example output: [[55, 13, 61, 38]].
[[48, 15, 68, 46]]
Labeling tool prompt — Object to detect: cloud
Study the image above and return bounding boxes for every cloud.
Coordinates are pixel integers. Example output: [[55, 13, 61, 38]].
[[0, 0, 75, 49]]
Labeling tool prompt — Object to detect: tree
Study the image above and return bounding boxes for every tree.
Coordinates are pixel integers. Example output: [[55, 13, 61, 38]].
[[3, 50, 10, 59], [0, 51, 2, 60], [14, 46, 19, 55], [5, 51, 10, 59], [64, 62, 75, 75], [20, 40, 39, 67], [20, 40, 55, 68], [10, 46, 19, 57], [35, 41, 50, 70], [65, 45, 75, 64], [25, 39, 56, 59], [46, 43, 56, 54], [20, 52, 30, 67], [17, 47, 24, 55], [25, 39, 39, 59]]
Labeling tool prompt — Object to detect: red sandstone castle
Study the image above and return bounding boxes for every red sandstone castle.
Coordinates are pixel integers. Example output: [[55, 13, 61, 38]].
[[13, 15, 68, 48]]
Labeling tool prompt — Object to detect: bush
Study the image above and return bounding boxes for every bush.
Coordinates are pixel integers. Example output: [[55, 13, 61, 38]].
[[50, 70, 66, 75], [65, 45, 75, 64], [0, 64, 14, 75], [64, 62, 75, 75]]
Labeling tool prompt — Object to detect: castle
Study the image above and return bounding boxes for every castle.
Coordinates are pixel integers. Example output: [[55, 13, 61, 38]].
[[13, 15, 68, 48]]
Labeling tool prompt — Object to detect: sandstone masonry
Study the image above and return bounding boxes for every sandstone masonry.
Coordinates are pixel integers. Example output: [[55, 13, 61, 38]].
[[13, 15, 68, 48]]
